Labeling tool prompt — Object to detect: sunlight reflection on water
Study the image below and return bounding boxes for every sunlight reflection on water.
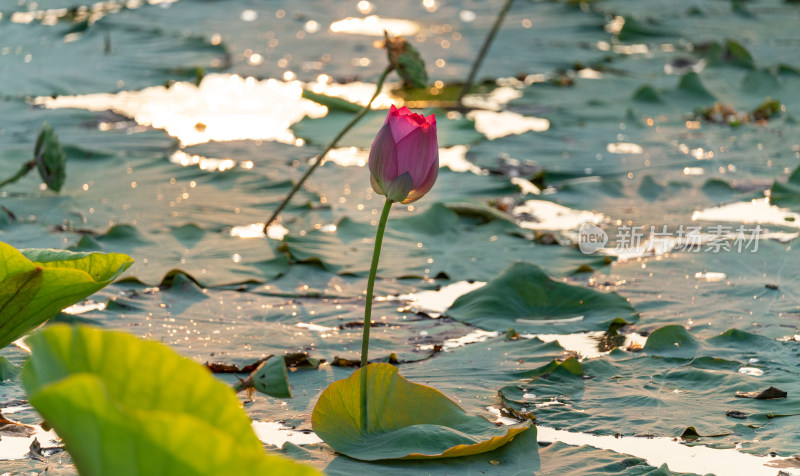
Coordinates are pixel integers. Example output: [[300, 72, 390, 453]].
[[513, 200, 605, 232], [385, 280, 488, 318], [534, 425, 800, 476], [417, 329, 500, 351], [606, 142, 644, 155], [36, 73, 544, 146], [692, 197, 800, 229], [62, 301, 107, 315], [35, 74, 328, 146], [230, 223, 288, 240], [461, 86, 522, 111], [467, 110, 550, 140], [329, 15, 420, 36], [252, 421, 322, 447], [694, 271, 727, 282], [0, 427, 60, 461], [169, 150, 254, 172], [527, 331, 646, 359], [483, 412, 800, 476], [7, 0, 178, 25]]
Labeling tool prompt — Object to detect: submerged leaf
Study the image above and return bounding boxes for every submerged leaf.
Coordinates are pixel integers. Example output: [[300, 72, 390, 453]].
[[698, 39, 755, 68], [312, 363, 531, 460], [726, 410, 748, 419], [520, 356, 585, 380], [677, 72, 716, 100], [679, 426, 732, 439], [0, 356, 19, 381], [735, 386, 787, 399], [445, 262, 638, 333], [617, 16, 674, 40], [643, 325, 699, 358], [769, 164, 800, 210], [632, 85, 663, 103], [282, 204, 607, 280]]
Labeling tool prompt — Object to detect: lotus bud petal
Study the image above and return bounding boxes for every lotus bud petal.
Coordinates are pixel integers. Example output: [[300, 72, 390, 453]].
[[368, 105, 438, 204]]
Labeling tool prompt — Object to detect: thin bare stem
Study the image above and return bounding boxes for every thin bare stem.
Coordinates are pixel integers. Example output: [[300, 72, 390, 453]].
[[263, 65, 393, 234], [0, 160, 35, 189], [456, 0, 516, 107]]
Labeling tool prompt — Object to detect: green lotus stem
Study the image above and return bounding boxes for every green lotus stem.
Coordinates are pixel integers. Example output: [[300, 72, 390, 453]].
[[263, 65, 394, 234], [456, 0, 516, 107], [0, 160, 35, 189], [360, 198, 393, 429]]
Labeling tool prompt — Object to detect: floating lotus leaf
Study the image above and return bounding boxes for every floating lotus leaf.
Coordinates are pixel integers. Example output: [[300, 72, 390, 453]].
[[312, 363, 531, 461]]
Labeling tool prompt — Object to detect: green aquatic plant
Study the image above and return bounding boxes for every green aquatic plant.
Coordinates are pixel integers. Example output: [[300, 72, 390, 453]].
[[0, 123, 66, 192], [0, 242, 133, 349], [23, 325, 320, 476], [311, 105, 531, 460]]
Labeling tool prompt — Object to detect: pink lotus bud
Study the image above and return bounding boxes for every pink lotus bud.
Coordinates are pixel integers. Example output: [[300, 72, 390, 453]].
[[368, 105, 438, 204]]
